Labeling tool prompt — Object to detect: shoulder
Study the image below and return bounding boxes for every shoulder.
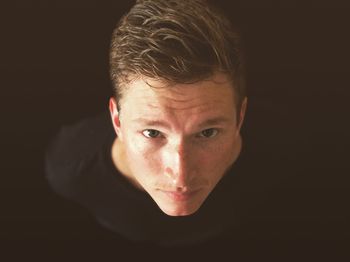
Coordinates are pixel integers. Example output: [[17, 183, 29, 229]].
[[45, 110, 115, 198]]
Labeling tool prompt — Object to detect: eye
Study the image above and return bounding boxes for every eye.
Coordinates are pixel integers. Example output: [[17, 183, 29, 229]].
[[198, 128, 219, 138], [142, 129, 162, 138]]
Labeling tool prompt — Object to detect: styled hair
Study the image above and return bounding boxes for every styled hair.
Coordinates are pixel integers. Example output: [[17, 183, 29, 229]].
[[109, 0, 246, 111]]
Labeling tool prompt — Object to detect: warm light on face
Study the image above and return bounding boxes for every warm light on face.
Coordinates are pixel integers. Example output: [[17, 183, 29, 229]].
[[110, 72, 246, 216]]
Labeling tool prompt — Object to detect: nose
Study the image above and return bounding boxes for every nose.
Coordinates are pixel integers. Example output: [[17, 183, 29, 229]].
[[163, 140, 194, 190]]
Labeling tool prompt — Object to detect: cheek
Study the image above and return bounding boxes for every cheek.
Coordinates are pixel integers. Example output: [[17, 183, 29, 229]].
[[124, 135, 162, 172], [199, 138, 236, 170]]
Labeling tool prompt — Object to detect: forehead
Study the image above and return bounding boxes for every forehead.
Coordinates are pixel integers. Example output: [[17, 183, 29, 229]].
[[121, 73, 235, 109], [120, 73, 237, 122]]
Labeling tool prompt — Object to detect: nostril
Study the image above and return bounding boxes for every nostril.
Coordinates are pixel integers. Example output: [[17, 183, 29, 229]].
[[175, 186, 189, 192], [165, 167, 172, 174]]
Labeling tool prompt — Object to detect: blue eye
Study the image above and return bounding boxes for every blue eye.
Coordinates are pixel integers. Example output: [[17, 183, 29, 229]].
[[142, 129, 161, 138], [199, 128, 219, 138]]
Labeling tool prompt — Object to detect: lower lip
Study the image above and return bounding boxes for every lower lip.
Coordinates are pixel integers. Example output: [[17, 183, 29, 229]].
[[161, 190, 200, 202]]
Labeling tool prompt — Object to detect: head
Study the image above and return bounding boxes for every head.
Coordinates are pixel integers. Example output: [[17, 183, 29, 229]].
[[108, 0, 247, 216]]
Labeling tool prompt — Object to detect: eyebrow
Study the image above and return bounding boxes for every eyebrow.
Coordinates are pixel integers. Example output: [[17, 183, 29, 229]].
[[132, 117, 231, 129], [199, 117, 232, 127]]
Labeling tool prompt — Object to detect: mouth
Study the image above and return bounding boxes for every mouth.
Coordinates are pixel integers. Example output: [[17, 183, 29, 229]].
[[159, 189, 201, 202]]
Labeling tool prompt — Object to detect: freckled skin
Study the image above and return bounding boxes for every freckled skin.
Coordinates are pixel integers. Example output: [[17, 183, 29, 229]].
[[109, 72, 247, 216]]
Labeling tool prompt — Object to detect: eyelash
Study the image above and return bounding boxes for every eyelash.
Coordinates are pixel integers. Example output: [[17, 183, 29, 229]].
[[141, 128, 220, 139], [142, 129, 163, 139], [197, 128, 219, 138]]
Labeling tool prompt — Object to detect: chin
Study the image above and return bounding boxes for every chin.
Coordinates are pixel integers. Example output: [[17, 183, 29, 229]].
[[158, 203, 201, 217], [149, 188, 208, 216]]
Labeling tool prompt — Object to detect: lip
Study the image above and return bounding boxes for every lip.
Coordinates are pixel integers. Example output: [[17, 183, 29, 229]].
[[160, 189, 200, 202]]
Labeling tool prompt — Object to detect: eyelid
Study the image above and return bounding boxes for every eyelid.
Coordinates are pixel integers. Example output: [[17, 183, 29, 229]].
[[196, 128, 220, 138], [142, 129, 164, 138], [141, 128, 221, 139]]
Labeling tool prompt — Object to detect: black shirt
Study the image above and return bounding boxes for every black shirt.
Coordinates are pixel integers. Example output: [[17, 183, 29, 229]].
[[45, 111, 247, 246]]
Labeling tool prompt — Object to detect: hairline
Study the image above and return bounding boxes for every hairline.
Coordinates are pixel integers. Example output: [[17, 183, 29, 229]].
[[115, 71, 242, 117]]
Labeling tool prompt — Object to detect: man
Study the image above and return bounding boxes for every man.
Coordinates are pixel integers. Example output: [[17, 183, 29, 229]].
[[46, 0, 247, 246]]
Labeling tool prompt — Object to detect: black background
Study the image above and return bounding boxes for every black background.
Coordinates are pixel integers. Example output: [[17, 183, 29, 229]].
[[1, 0, 350, 260]]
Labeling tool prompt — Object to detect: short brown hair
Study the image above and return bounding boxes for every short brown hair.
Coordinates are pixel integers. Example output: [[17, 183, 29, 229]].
[[109, 0, 246, 111]]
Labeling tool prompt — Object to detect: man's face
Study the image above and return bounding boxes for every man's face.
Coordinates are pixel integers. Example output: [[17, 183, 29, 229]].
[[109, 72, 247, 216]]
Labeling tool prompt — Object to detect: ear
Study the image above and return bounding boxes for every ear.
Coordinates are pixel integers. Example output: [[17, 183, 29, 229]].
[[109, 97, 123, 141], [236, 97, 248, 133]]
